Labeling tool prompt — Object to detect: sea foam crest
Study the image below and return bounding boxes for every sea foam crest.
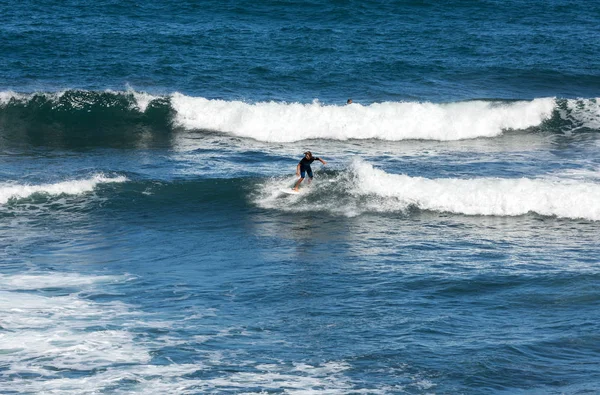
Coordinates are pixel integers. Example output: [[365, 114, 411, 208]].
[[171, 94, 555, 142], [0, 90, 27, 105], [0, 89, 160, 112], [351, 161, 600, 220], [0, 174, 128, 204]]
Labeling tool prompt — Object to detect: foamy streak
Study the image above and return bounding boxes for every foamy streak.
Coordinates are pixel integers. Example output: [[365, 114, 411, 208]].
[[0, 273, 121, 290], [352, 161, 600, 220], [171, 94, 555, 142], [0, 273, 145, 373], [0, 174, 128, 204], [0, 271, 369, 394]]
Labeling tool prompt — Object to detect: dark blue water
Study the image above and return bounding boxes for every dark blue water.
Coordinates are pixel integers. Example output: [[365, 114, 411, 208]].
[[3, 0, 599, 101], [1, 0, 600, 393]]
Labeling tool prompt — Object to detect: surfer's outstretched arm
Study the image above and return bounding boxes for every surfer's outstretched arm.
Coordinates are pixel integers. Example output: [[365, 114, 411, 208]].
[[317, 158, 327, 165]]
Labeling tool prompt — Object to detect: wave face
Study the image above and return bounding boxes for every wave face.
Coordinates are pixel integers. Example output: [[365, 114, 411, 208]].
[[1, 91, 600, 146], [0, 90, 174, 148], [254, 159, 600, 221]]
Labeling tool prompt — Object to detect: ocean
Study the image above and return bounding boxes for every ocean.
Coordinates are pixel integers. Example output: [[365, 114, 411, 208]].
[[1, 0, 600, 393]]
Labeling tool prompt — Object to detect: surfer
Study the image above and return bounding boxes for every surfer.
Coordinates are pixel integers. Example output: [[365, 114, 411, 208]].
[[347, 98, 353, 104], [293, 151, 326, 191]]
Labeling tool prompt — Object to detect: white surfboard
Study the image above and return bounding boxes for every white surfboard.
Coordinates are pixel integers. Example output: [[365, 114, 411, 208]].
[[279, 188, 302, 195]]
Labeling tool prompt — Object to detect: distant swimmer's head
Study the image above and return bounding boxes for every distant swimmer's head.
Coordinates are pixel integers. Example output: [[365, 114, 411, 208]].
[[304, 151, 313, 159], [347, 98, 353, 104]]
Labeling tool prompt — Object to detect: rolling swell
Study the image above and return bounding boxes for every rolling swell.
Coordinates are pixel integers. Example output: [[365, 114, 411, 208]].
[[4, 168, 600, 222]]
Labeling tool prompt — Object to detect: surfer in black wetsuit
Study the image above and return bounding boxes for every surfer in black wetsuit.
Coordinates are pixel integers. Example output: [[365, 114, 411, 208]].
[[293, 151, 327, 191]]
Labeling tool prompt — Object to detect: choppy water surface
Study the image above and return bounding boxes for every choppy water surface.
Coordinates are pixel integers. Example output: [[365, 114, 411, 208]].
[[1, 0, 600, 393]]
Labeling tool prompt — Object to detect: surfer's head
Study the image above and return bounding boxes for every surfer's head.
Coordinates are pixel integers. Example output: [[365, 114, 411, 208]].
[[304, 151, 312, 159]]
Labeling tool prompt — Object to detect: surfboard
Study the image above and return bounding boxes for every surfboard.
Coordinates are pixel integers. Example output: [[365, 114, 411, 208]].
[[279, 188, 301, 195]]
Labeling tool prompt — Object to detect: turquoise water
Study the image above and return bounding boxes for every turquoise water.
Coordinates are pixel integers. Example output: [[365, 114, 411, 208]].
[[1, 1, 600, 393]]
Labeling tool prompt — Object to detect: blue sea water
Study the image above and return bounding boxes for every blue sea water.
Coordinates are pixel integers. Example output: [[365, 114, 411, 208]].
[[1, 0, 600, 393]]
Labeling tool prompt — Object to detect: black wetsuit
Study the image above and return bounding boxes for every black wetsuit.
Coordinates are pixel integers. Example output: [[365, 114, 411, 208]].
[[299, 157, 319, 178]]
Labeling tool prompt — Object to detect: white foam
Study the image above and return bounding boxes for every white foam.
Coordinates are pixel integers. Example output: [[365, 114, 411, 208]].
[[562, 98, 600, 131], [130, 88, 160, 112], [255, 159, 600, 220], [0, 174, 128, 205], [352, 160, 600, 219], [0, 271, 383, 394], [0, 273, 122, 290], [171, 93, 555, 142], [2, 361, 370, 395], [0, 273, 146, 374], [0, 90, 27, 104]]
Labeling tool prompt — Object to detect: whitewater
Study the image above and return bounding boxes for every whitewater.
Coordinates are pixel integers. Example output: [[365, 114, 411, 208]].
[[252, 159, 600, 220]]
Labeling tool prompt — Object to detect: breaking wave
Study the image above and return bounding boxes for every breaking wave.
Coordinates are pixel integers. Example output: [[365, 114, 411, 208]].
[[1, 90, 599, 146], [254, 159, 600, 221]]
